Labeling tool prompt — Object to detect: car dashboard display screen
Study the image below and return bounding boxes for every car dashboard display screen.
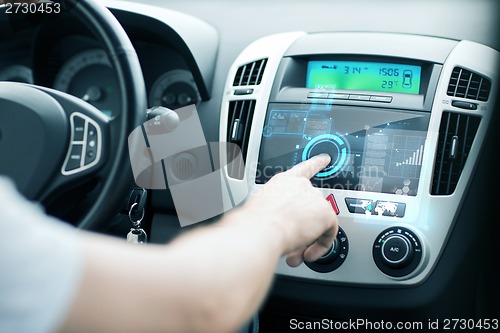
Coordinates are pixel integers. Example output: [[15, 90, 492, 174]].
[[257, 105, 430, 196], [306, 61, 422, 94]]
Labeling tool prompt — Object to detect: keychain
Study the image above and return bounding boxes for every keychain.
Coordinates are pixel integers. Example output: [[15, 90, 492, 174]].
[[126, 202, 147, 244]]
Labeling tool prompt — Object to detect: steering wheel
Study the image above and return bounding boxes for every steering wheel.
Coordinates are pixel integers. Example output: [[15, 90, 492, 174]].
[[0, 0, 147, 230]]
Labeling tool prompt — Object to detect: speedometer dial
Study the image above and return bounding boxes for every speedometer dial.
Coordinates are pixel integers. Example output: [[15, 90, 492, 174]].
[[149, 69, 200, 109], [53, 49, 120, 117]]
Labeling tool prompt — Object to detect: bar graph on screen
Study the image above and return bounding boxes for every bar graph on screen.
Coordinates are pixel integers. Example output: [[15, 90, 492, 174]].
[[388, 135, 426, 178]]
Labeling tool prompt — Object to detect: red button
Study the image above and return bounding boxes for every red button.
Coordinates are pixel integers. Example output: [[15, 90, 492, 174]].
[[326, 194, 340, 215]]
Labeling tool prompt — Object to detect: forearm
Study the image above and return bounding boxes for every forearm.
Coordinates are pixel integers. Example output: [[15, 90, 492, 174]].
[[163, 208, 287, 332], [61, 208, 287, 333], [60, 155, 336, 333]]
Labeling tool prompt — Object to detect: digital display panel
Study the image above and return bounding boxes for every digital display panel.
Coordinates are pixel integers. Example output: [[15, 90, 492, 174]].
[[257, 104, 430, 196], [306, 61, 422, 94]]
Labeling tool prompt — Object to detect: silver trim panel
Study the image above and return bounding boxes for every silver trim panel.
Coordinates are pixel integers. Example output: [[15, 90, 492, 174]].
[[220, 32, 499, 285]]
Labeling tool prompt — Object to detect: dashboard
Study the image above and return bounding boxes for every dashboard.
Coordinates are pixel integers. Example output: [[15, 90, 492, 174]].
[[142, 0, 499, 326], [221, 31, 498, 287], [1, 0, 499, 330], [0, 5, 208, 117]]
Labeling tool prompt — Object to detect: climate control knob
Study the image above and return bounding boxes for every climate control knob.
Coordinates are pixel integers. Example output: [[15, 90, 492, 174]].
[[373, 227, 422, 278], [305, 227, 349, 273], [381, 234, 413, 268], [315, 238, 341, 264]]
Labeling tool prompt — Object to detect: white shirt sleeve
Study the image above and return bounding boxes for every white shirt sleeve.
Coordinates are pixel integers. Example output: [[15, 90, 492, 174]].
[[0, 177, 83, 333]]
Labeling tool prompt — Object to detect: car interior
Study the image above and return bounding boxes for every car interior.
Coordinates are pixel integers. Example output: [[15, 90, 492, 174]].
[[1, 0, 499, 332]]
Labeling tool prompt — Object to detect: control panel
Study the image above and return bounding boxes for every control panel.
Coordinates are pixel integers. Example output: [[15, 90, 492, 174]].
[[62, 112, 102, 175], [372, 227, 423, 278], [220, 32, 499, 285]]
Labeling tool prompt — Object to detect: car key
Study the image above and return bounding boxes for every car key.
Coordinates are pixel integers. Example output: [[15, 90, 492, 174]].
[[126, 202, 147, 244]]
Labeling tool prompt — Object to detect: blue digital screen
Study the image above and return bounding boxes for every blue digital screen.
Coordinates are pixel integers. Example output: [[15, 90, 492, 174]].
[[307, 61, 422, 94], [257, 104, 431, 196]]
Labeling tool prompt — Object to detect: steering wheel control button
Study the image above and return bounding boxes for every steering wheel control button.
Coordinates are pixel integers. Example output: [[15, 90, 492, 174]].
[[62, 112, 102, 175], [66, 144, 83, 171], [373, 227, 423, 278], [305, 227, 349, 273], [344, 198, 406, 217], [87, 123, 98, 140], [73, 115, 86, 142], [326, 194, 340, 215], [85, 145, 97, 165], [85, 123, 99, 165]]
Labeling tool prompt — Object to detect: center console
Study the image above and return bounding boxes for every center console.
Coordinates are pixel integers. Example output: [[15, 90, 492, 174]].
[[220, 32, 498, 285]]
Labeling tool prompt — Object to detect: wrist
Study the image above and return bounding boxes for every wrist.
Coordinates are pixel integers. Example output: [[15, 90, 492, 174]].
[[223, 206, 289, 256]]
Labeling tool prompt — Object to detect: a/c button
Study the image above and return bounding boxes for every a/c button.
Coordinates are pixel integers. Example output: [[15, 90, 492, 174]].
[[381, 235, 411, 267]]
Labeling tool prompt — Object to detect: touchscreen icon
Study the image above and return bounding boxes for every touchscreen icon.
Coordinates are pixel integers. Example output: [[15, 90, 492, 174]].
[[302, 133, 350, 178]]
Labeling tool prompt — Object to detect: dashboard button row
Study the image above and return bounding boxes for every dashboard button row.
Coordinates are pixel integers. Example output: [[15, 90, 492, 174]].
[[307, 92, 393, 103], [344, 198, 406, 218]]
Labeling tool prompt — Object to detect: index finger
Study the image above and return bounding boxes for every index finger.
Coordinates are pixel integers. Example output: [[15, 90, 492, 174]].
[[286, 153, 331, 179]]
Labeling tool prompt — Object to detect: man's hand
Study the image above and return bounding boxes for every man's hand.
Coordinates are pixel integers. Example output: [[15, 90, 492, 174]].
[[59, 154, 339, 333], [243, 154, 339, 267]]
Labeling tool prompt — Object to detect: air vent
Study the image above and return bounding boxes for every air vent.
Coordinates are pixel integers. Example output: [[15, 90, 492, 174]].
[[233, 59, 268, 86], [431, 112, 481, 195], [447, 67, 491, 101], [227, 100, 256, 179]]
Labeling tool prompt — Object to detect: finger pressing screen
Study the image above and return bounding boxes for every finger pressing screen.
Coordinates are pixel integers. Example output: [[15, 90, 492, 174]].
[[286, 153, 331, 179]]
